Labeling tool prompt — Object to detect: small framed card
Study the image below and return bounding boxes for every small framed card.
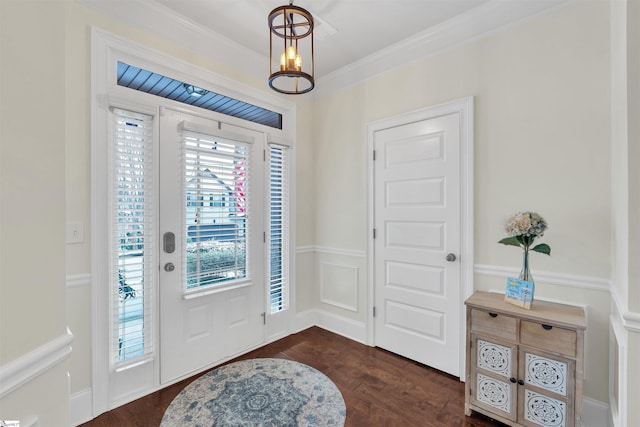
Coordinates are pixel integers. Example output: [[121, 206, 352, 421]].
[[504, 277, 534, 309]]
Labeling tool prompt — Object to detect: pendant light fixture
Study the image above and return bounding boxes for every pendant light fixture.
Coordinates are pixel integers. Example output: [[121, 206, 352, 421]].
[[268, 1, 314, 95]]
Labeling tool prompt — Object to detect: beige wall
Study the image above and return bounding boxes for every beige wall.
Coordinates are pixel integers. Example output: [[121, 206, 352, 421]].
[[1, 0, 634, 424], [311, 0, 612, 403], [0, 0, 69, 423], [294, 98, 317, 314]]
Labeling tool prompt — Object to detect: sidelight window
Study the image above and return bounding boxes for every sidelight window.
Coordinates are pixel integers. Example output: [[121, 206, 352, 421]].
[[268, 144, 289, 313], [111, 107, 154, 363]]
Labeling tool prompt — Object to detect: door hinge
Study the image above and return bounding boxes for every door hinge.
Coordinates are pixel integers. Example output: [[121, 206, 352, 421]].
[[373, 306, 376, 317], [263, 149, 266, 162], [373, 228, 377, 239], [262, 312, 266, 325], [373, 150, 376, 161], [263, 231, 266, 243]]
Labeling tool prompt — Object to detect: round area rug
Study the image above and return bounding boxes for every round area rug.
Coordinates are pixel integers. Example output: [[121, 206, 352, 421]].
[[160, 358, 346, 427]]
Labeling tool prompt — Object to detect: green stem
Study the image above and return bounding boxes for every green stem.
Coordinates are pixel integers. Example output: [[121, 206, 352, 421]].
[[521, 249, 531, 282]]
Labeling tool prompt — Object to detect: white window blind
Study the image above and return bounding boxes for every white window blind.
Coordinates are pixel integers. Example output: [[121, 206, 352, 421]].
[[183, 132, 251, 290], [268, 144, 289, 314], [111, 108, 154, 364]]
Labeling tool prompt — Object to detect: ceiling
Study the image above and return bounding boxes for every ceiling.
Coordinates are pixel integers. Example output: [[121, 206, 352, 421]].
[[154, 0, 491, 78], [82, 0, 570, 94]]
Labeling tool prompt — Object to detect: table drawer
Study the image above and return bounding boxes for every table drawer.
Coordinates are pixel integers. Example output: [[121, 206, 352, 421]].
[[520, 320, 577, 357], [470, 308, 517, 341]]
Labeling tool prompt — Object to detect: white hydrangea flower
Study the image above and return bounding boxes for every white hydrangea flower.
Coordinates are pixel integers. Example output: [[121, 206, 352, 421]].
[[505, 212, 531, 236]]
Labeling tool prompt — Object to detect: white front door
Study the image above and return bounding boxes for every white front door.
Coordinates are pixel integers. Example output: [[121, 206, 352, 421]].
[[159, 109, 265, 384], [372, 108, 464, 376]]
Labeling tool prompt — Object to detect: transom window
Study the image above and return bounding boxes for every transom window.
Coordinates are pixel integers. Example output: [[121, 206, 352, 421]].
[[117, 62, 282, 129]]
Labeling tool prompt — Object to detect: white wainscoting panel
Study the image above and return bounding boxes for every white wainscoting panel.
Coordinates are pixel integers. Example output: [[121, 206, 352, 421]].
[[320, 263, 359, 312], [609, 314, 627, 427]]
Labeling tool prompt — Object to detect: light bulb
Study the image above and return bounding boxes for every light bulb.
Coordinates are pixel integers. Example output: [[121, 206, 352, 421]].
[[287, 45, 296, 60]]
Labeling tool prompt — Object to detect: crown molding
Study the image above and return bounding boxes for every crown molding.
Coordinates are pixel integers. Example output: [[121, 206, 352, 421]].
[[78, 0, 571, 98], [314, 0, 572, 97], [78, 0, 268, 86]]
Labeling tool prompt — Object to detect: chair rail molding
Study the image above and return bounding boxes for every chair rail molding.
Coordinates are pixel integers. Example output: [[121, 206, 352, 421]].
[[610, 284, 640, 333], [296, 245, 366, 258], [622, 311, 640, 332], [474, 263, 611, 292], [0, 328, 74, 398], [67, 273, 92, 288]]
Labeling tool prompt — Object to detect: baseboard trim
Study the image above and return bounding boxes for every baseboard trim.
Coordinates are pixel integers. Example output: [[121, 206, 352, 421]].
[[295, 309, 367, 345], [294, 309, 318, 333], [69, 388, 93, 426], [0, 328, 74, 399], [22, 415, 39, 427], [582, 396, 611, 427]]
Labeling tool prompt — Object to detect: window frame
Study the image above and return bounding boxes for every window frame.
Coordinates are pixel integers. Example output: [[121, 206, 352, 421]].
[[110, 107, 156, 367], [181, 129, 254, 294], [268, 143, 291, 314]]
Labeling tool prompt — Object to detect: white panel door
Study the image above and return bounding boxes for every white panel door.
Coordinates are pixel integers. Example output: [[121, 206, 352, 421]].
[[159, 109, 264, 384], [373, 112, 461, 376]]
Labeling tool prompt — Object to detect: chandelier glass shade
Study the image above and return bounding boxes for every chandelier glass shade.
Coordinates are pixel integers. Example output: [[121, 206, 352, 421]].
[[268, 3, 314, 94]]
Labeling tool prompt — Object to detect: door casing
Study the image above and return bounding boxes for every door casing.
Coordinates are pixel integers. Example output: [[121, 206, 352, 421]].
[[90, 28, 297, 416], [366, 96, 474, 379]]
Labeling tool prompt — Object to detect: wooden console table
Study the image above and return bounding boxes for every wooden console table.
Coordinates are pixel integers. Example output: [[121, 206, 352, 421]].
[[464, 291, 586, 427]]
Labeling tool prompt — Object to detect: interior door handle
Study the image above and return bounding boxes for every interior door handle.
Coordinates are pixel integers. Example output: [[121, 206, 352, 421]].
[[446, 253, 457, 262], [163, 232, 175, 253]]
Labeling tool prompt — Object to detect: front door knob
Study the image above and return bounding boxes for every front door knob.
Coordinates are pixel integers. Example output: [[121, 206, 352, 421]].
[[446, 253, 457, 262], [164, 262, 175, 272]]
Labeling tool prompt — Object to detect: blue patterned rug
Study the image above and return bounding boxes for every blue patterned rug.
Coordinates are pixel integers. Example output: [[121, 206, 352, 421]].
[[160, 358, 346, 426]]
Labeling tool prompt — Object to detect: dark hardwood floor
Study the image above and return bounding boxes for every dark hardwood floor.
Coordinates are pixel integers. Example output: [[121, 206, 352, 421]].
[[81, 327, 503, 426]]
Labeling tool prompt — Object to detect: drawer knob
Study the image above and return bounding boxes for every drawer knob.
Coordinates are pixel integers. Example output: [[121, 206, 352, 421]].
[[489, 313, 498, 318], [510, 377, 516, 383], [542, 324, 553, 330], [518, 379, 525, 386]]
